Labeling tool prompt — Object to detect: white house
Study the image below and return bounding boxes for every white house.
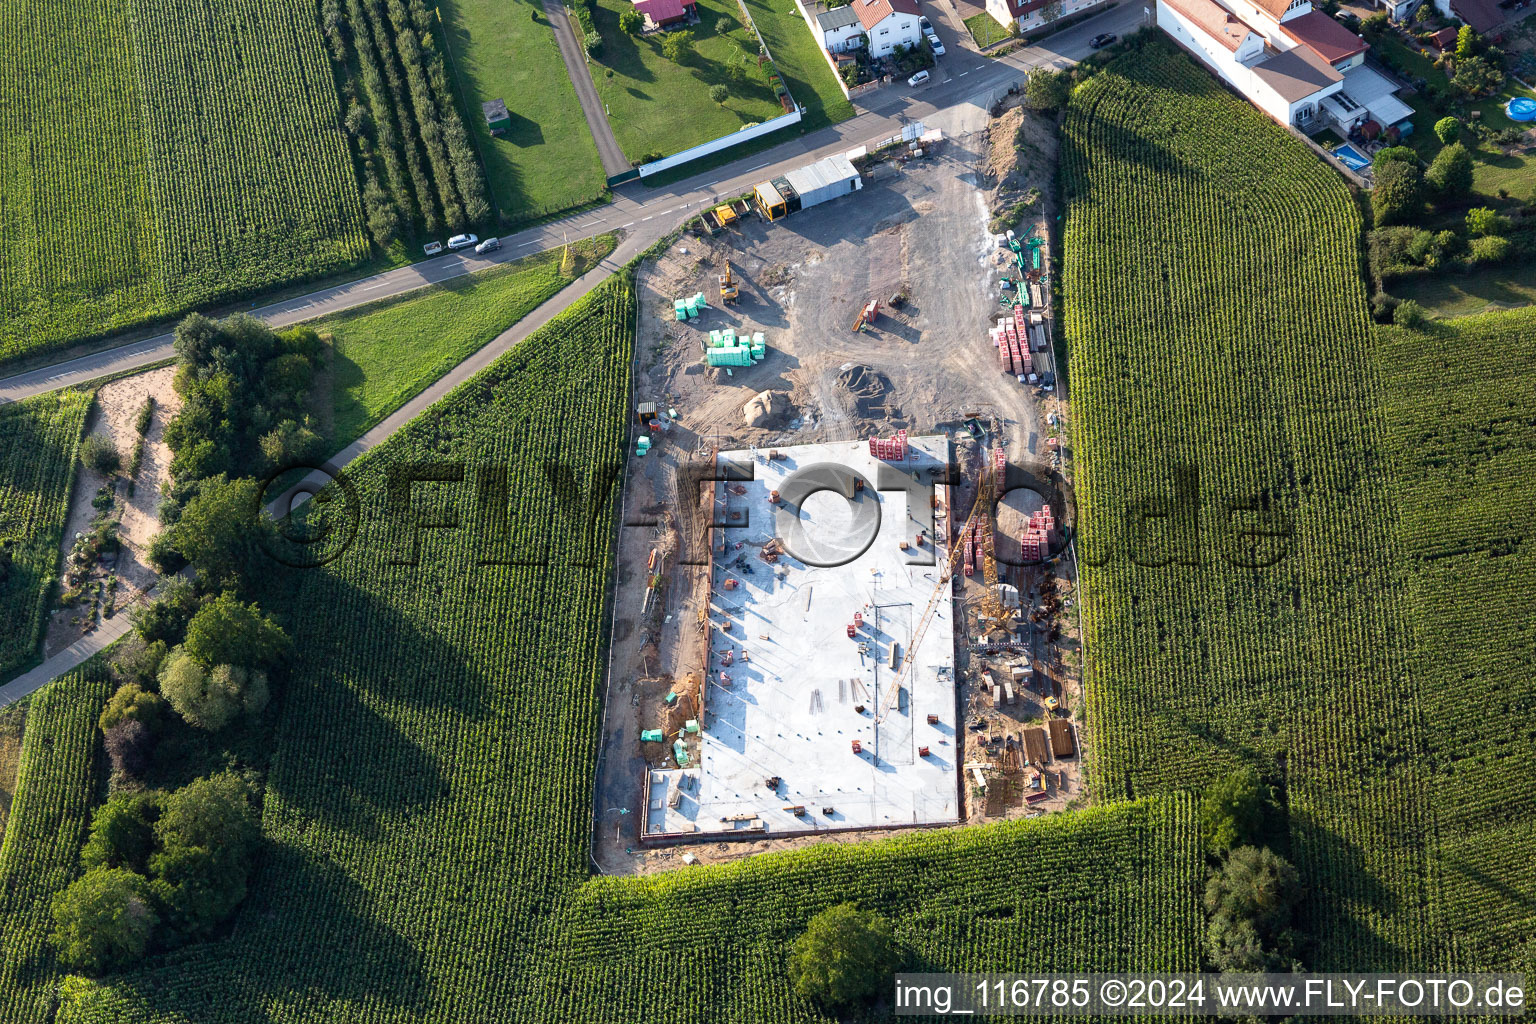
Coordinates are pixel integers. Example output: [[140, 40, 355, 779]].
[[815, 4, 867, 52], [851, 0, 924, 58], [1158, 0, 1413, 136], [985, 0, 1114, 36]]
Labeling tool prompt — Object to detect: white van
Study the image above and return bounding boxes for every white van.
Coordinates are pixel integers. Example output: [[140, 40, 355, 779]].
[[907, 70, 930, 87]]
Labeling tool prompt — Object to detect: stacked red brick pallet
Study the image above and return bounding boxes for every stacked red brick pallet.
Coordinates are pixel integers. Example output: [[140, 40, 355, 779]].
[[1021, 503, 1058, 562]]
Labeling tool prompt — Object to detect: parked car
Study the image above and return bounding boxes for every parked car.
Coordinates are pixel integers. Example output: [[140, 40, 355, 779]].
[[919, 15, 932, 30], [1089, 32, 1116, 48], [474, 237, 501, 254], [908, 70, 930, 87], [926, 32, 945, 55], [447, 233, 479, 252], [423, 240, 444, 256]]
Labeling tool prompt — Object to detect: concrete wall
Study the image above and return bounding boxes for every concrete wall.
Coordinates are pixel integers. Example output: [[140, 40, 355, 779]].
[[637, 109, 803, 178]]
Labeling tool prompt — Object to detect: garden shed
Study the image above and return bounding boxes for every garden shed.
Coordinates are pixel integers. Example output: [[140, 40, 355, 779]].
[[482, 99, 511, 135]]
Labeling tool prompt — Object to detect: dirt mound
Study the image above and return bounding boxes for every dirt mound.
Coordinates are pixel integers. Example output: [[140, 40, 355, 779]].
[[835, 363, 903, 422], [743, 390, 793, 428]]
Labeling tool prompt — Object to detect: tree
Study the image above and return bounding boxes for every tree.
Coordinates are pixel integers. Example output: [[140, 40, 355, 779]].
[[788, 904, 898, 1010], [710, 84, 729, 105], [81, 435, 121, 476], [166, 474, 271, 589], [110, 639, 170, 688], [619, 7, 642, 33], [1394, 298, 1427, 328], [584, 29, 602, 56], [1466, 206, 1506, 237], [1371, 145, 1416, 168], [1453, 55, 1503, 98], [661, 29, 694, 63], [98, 682, 166, 733], [1371, 159, 1422, 225], [81, 793, 159, 874], [50, 867, 159, 975], [1433, 116, 1461, 146], [1456, 23, 1478, 60], [149, 774, 259, 942], [1426, 142, 1474, 199], [1199, 767, 1277, 855], [104, 720, 155, 781], [1026, 67, 1069, 112], [715, 15, 736, 34], [183, 592, 288, 670], [1204, 847, 1304, 971], [159, 647, 268, 730]]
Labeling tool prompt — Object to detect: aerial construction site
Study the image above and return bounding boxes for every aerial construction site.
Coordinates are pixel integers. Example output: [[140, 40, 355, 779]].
[[593, 98, 1085, 873]]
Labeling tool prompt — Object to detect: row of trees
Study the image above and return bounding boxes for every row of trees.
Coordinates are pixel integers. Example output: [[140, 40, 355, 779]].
[[322, 0, 490, 243]]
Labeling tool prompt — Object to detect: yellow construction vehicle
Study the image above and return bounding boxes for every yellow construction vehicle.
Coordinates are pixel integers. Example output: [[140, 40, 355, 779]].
[[719, 260, 739, 304]]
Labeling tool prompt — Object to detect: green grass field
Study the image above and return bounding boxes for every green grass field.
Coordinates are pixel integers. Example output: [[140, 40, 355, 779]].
[[965, 11, 1012, 48], [740, 0, 854, 130], [438, 0, 609, 221], [592, 0, 787, 162], [0, 0, 370, 368], [313, 234, 617, 449], [0, 390, 92, 681], [1389, 256, 1536, 315]]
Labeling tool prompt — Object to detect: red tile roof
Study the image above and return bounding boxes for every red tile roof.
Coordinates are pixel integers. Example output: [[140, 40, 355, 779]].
[[635, 0, 689, 22], [852, 0, 920, 31], [1279, 11, 1366, 64], [1163, 0, 1256, 51]]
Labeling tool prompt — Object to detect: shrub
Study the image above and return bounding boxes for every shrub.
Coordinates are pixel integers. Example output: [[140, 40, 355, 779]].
[[1371, 292, 1400, 323], [1372, 160, 1423, 225], [709, 84, 728, 105], [1026, 67, 1069, 112], [619, 8, 642, 33], [1469, 233, 1511, 263], [1394, 298, 1428, 328], [1456, 23, 1477, 60], [1372, 145, 1417, 168], [1434, 116, 1461, 146], [1452, 55, 1503, 98], [98, 682, 167, 733], [1466, 206, 1506, 237], [149, 773, 260, 943], [584, 30, 602, 56], [50, 867, 159, 975], [788, 904, 898, 1010], [159, 648, 269, 731], [661, 29, 693, 63], [81, 434, 121, 475], [81, 793, 159, 873], [184, 592, 288, 669]]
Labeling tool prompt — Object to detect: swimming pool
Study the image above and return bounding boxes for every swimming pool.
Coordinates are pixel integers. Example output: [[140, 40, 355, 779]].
[[1333, 144, 1371, 172], [1507, 96, 1536, 121]]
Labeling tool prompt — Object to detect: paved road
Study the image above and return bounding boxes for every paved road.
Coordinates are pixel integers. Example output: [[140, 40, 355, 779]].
[[544, 0, 630, 178], [0, 1, 1143, 407]]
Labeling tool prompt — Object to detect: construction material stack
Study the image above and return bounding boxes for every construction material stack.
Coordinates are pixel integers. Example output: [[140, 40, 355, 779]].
[[674, 292, 709, 320], [705, 327, 767, 368], [1020, 503, 1058, 562], [990, 315, 1032, 381], [868, 429, 908, 461]]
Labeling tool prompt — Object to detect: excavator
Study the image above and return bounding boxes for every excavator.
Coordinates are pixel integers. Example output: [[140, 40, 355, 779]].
[[719, 260, 739, 304]]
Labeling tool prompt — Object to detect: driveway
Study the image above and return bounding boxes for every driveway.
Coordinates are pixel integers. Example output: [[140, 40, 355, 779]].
[[544, 0, 631, 177]]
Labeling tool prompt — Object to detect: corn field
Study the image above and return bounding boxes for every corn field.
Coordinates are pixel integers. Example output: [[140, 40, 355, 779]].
[[1061, 41, 1434, 970], [0, 272, 1206, 1024], [1375, 310, 1536, 972], [0, 390, 92, 679], [0, 0, 370, 366], [0, 665, 111, 1024]]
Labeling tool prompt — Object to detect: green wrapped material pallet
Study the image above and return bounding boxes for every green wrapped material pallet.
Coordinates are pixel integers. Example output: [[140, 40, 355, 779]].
[[684, 719, 700, 734], [640, 729, 664, 742], [674, 299, 688, 320], [673, 740, 690, 766], [707, 345, 754, 367]]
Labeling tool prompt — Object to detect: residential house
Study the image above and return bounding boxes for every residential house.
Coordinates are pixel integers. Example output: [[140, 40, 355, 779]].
[[633, 0, 698, 29], [985, 0, 1114, 36], [1434, 0, 1502, 32], [850, 0, 924, 58], [815, 4, 867, 52], [1158, 0, 1414, 136]]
